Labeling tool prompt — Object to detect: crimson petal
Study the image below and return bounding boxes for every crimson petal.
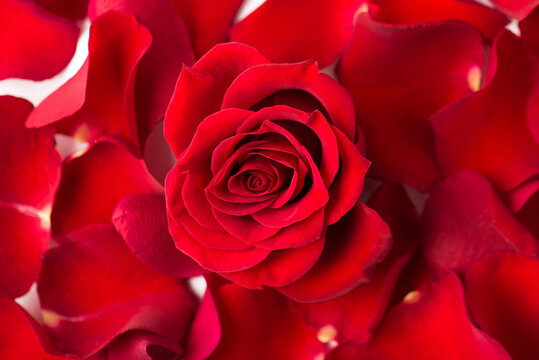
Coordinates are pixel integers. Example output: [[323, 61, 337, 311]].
[[277, 202, 391, 302], [0, 0, 78, 80], [229, 0, 363, 68], [38, 225, 198, 358], [491, 0, 539, 19], [338, 14, 484, 191], [465, 253, 539, 360], [51, 141, 162, 237], [112, 194, 205, 278], [422, 170, 538, 274]]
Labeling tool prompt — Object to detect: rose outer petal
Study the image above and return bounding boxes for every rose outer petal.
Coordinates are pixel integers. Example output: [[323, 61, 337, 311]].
[[277, 202, 392, 302], [490, 0, 539, 19], [229, 0, 363, 68], [112, 194, 205, 278], [338, 14, 484, 191], [431, 31, 539, 192], [35, 0, 89, 21], [422, 170, 539, 274], [27, 11, 152, 154], [368, 0, 509, 41], [165, 43, 269, 157], [172, 0, 244, 58], [38, 225, 198, 358], [0, 0, 78, 80], [465, 253, 539, 360], [520, 6, 539, 57], [51, 141, 163, 237]]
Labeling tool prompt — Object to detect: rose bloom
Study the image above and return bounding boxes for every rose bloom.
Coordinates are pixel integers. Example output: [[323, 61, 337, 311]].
[[164, 42, 391, 302]]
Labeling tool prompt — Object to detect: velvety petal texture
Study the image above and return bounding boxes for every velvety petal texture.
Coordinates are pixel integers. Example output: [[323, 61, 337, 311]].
[[38, 225, 199, 358], [338, 14, 484, 191], [229, 0, 363, 68], [368, 0, 509, 40], [0, 0, 79, 80], [51, 141, 162, 237], [521, 6, 539, 56], [422, 170, 538, 274], [490, 0, 539, 19], [0, 96, 61, 299], [343, 272, 511, 359], [35, 0, 89, 21], [112, 194, 205, 278], [208, 283, 324, 360], [431, 30, 539, 192], [0, 298, 66, 360], [27, 11, 152, 155], [465, 253, 539, 360], [172, 0, 245, 58]]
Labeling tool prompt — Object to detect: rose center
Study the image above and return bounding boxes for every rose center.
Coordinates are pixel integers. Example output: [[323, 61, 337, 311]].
[[246, 172, 270, 193]]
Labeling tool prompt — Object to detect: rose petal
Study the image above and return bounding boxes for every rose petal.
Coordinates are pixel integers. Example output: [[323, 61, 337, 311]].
[[348, 272, 511, 359], [491, 0, 539, 19], [112, 194, 205, 278], [35, 0, 89, 21], [229, 0, 363, 68], [0, 0, 78, 80], [27, 11, 152, 154], [222, 61, 356, 141], [172, 0, 244, 58], [290, 183, 418, 344], [0, 298, 65, 359], [164, 43, 269, 157], [517, 187, 539, 239], [0, 96, 60, 298], [207, 284, 324, 360], [422, 170, 538, 274], [520, 6, 539, 57], [277, 202, 392, 302], [38, 225, 198, 358], [338, 14, 484, 191], [51, 141, 162, 237], [368, 0, 509, 41], [431, 30, 539, 192], [89, 0, 195, 145], [465, 253, 539, 360]]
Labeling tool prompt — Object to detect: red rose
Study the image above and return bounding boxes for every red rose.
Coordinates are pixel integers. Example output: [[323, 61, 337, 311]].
[[165, 42, 391, 302]]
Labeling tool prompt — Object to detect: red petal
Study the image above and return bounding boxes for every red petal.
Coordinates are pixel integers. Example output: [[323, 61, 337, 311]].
[[165, 43, 269, 157], [91, 331, 183, 360], [368, 0, 509, 41], [219, 236, 325, 289], [222, 61, 356, 141], [491, 0, 539, 19], [51, 141, 162, 237], [277, 202, 391, 302], [465, 253, 539, 360], [112, 194, 205, 278], [521, 6, 539, 57], [229, 0, 363, 68], [291, 183, 418, 344], [517, 187, 539, 239], [338, 14, 484, 191], [38, 225, 198, 358], [27, 11, 152, 154], [172, 0, 244, 58], [431, 31, 539, 191], [0, 96, 60, 298], [181, 291, 221, 360], [0, 0, 78, 80], [35, 0, 89, 21], [208, 284, 324, 360], [89, 0, 195, 145], [422, 170, 538, 274], [356, 272, 510, 359], [0, 298, 65, 359]]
